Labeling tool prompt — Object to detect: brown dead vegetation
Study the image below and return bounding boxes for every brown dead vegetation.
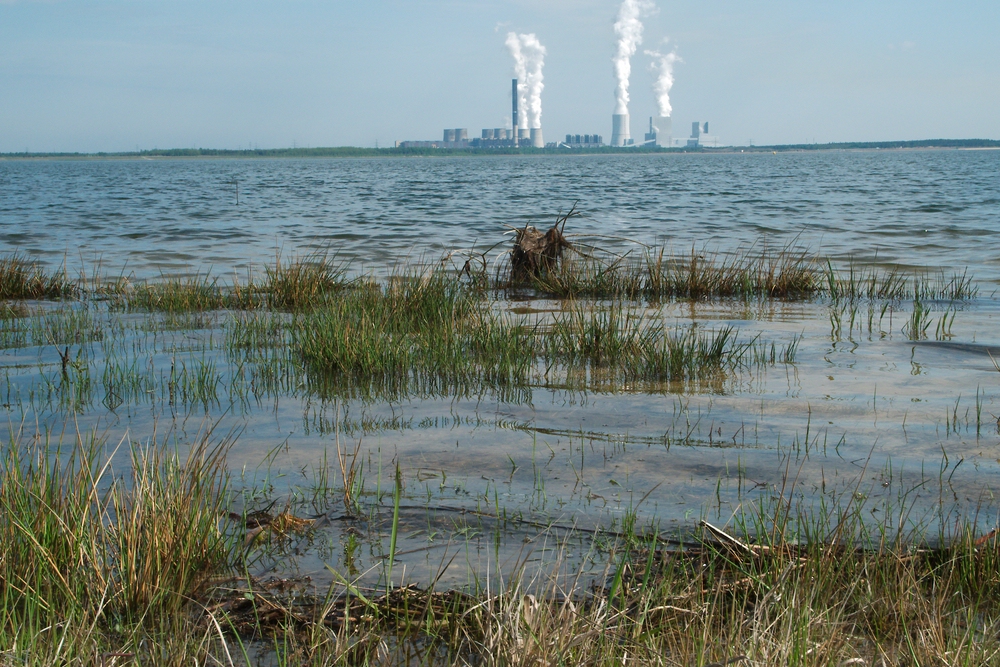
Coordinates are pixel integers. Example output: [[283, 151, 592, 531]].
[[507, 205, 578, 281]]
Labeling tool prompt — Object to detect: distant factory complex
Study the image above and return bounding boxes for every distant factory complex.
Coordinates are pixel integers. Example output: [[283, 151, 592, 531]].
[[395, 78, 721, 150], [396, 8, 722, 151]]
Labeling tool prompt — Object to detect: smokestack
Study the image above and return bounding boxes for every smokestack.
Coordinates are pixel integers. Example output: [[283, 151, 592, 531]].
[[511, 78, 519, 133], [530, 128, 544, 148], [508, 34, 546, 133], [611, 113, 630, 147]]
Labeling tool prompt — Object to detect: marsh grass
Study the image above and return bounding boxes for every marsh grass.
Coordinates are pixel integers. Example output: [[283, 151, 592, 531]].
[[264, 251, 350, 310], [295, 271, 535, 400], [508, 245, 819, 300], [825, 261, 978, 303], [294, 279, 797, 400], [0, 253, 75, 300], [0, 426, 238, 662], [201, 486, 1000, 667], [502, 245, 978, 308], [4, 420, 1000, 665], [98, 252, 349, 314], [116, 273, 231, 313]]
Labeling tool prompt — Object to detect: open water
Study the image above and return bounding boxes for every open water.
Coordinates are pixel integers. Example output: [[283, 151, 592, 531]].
[[3, 151, 999, 282], [2, 150, 1000, 586]]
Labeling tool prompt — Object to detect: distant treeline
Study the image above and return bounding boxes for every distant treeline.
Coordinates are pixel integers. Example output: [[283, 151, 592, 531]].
[[749, 139, 1000, 151], [2, 138, 998, 159]]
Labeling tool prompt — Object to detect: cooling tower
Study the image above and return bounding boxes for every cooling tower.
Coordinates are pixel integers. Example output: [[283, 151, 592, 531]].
[[456, 128, 468, 142], [530, 128, 544, 148], [517, 129, 530, 146], [443, 129, 456, 143], [653, 115, 672, 147], [611, 114, 630, 147]]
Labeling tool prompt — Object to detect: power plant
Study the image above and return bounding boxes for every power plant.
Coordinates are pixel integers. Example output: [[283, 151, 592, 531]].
[[393, 9, 723, 151], [397, 78, 546, 149]]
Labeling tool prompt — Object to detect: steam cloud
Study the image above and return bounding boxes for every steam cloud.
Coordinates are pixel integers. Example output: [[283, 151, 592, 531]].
[[506, 32, 546, 129], [646, 45, 680, 117], [612, 0, 652, 115]]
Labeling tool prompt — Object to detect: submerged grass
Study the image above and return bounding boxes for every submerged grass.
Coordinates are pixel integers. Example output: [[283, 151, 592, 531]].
[[294, 271, 535, 400], [291, 272, 796, 400]]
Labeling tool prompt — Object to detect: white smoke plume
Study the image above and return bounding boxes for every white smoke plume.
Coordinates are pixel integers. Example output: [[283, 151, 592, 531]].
[[646, 45, 680, 117], [612, 0, 652, 115], [506, 32, 546, 129]]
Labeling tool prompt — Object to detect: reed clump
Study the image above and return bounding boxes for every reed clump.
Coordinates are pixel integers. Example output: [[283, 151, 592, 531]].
[[263, 252, 350, 311], [109, 273, 231, 312], [0, 253, 75, 300], [511, 246, 819, 300], [294, 271, 535, 399], [0, 428, 238, 659]]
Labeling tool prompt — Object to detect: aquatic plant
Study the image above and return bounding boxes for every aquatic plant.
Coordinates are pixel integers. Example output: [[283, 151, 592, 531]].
[[0, 426, 237, 661], [294, 271, 535, 400], [263, 251, 350, 311], [113, 272, 230, 313], [0, 253, 75, 300], [509, 244, 819, 301]]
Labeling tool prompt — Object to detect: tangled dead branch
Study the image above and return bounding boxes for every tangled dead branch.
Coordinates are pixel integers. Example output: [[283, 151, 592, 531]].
[[508, 204, 580, 281]]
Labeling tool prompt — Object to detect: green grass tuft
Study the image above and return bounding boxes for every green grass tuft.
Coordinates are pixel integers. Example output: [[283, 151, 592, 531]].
[[0, 253, 75, 300]]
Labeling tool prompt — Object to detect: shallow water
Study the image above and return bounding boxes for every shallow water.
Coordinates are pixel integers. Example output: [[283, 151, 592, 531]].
[[2, 151, 1000, 586]]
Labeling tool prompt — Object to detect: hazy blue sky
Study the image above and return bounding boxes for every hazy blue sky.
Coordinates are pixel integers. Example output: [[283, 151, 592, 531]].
[[1, 1, 997, 152]]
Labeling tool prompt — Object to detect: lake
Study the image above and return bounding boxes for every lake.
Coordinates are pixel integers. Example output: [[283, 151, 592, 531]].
[[2, 150, 999, 585]]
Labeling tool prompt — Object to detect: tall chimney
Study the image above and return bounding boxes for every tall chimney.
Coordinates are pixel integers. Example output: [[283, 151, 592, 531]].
[[511, 79, 519, 137]]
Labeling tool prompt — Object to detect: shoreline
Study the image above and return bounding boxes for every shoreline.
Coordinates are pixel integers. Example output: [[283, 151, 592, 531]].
[[2, 139, 999, 161]]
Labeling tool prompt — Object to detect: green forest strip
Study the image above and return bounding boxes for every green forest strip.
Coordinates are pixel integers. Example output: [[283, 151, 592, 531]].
[[2, 138, 999, 159]]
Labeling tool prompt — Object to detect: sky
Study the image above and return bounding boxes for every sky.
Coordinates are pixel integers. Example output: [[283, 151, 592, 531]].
[[1, 0, 997, 152]]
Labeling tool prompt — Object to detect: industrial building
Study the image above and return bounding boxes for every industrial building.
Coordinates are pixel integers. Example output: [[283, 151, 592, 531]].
[[683, 121, 722, 148], [562, 134, 604, 147], [643, 116, 672, 147], [395, 78, 544, 150]]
